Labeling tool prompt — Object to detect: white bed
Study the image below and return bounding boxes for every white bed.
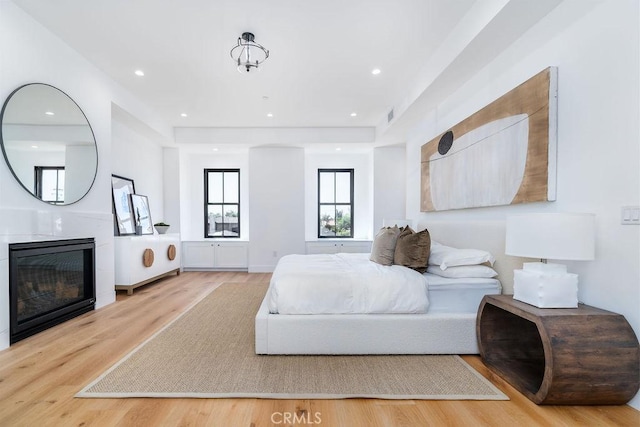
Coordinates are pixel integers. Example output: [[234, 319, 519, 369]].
[[267, 253, 429, 315], [255, 220, 520, 355]]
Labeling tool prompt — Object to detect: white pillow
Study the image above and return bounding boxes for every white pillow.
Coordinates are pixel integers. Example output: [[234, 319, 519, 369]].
[[426, 265, 498, 279], [428, 244, 496, 270]]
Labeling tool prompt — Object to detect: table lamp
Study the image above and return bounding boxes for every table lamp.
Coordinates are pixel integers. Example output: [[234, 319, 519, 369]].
[[505, 213, 595, 308]]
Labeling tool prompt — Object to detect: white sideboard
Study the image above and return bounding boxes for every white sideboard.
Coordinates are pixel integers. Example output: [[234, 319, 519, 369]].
[[114, 234, 181, 294], [182, 241, 249, 270], [306, 240, 372, 254]]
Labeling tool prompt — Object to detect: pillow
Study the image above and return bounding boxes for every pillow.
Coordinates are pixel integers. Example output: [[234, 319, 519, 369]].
[[393, 227, 431, 273], [369, 226, 400, 266], [428, 244, 495, 270], [426, 265, 498, 279]]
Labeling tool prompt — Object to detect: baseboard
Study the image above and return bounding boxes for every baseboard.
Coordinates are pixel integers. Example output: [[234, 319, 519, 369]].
[[95, 289, 116, 310], [248, 265, 275, 273], [0, 328, 10, 351]]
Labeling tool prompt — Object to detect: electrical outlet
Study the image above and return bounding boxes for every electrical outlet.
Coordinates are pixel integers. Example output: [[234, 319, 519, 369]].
[[621, 206, 640, 225], [272, 250, 278, 257]]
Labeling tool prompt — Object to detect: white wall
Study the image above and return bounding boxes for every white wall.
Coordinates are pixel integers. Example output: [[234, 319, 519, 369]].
[[111, 118, 165, 226], [373, 145, 406, 231], [162, 147, 181, 233], [179, 150, 249, 241], [249, 147, 306, 272], [404, 0, 640, 408], [0, 2, 170, 350], [0, 2, 115, 350], [304, 150, 374, 240]]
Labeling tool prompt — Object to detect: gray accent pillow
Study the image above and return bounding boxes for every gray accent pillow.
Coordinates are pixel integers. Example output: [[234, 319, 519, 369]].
[[369, 226, 401, 266], [394, 227, 431, 273]]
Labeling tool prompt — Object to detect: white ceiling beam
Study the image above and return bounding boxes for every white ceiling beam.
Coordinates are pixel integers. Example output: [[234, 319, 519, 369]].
[[377, 0, 569, 144], [174, 126, 375, 146]]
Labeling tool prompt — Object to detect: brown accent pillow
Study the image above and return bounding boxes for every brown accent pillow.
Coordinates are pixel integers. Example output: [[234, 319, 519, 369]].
[[369, 226, 400, 266], [394, 227, 431, 273]]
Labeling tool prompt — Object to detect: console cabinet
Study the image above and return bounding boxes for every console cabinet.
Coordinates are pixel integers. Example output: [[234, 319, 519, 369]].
[[477, 295, 640, 405], [114, 234, 181, 295], [182, 241, 248, 270]]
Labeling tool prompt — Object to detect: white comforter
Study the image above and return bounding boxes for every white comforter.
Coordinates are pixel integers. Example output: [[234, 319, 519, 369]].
[[267, 253, 429, 314]]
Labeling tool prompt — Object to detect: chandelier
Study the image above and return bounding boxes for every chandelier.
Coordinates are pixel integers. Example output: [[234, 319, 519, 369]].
[[230, 32, 269, 73]]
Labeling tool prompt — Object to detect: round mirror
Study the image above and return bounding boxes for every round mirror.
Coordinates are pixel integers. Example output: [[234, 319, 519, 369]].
[[0, 83, 98, 205]]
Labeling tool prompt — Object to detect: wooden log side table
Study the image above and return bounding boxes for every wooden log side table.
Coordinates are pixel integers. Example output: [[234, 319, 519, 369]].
[[477, 295, 640, 405]]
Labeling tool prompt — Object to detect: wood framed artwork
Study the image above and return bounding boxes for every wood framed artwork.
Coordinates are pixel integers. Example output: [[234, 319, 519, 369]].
[[421, 67, 558, 211], [111, 174, 136, 235], [130, 194, 154, 235]]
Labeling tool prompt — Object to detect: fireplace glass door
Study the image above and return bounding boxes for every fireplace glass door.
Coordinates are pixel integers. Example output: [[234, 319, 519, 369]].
[[9, 238, 95, 343]]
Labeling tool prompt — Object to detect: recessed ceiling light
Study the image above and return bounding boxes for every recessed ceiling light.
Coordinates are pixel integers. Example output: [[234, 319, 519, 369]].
[[336, 147, 342, 151], [371, 68, 381, 75], [180, 113, 188, 117], [31, 145, 38, 149], [350, 112, 357, 117], [212, 148, 219, 151], [134, 70, 145, 76], [45, 111, 54, 116], [267, 113, 273, 117]]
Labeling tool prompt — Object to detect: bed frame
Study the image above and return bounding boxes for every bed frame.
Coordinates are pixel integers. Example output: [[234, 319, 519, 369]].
[[255, 220, 526, 355]]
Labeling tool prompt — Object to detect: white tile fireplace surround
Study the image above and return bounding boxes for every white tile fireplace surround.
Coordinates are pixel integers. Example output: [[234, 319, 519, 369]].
[[0, 208, 115, 350]]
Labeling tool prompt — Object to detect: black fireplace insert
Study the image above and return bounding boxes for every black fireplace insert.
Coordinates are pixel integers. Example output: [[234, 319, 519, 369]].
[[9, 238, 95, 344]]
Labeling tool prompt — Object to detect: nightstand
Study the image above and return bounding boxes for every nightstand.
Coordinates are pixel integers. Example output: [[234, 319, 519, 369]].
[[477, 295, 640, 405]]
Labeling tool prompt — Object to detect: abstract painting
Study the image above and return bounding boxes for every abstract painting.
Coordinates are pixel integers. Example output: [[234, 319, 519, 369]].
[[421, 67, 557, 211]]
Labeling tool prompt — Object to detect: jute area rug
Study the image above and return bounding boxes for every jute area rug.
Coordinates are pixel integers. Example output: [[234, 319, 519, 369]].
[[77, 282, 507, 400]]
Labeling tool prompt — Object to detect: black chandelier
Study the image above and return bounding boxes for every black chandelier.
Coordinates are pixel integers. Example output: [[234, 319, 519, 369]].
[[230, 32, 269, 73]]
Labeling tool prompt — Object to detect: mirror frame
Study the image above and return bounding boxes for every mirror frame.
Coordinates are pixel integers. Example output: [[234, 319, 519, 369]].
[[0, 83, 98, 205]]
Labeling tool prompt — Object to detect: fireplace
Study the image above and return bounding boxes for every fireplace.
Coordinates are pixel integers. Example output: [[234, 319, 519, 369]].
[[9, 238, 95, 344]]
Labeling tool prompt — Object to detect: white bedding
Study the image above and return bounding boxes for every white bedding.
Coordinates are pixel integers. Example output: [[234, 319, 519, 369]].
[[423, 273, 502, 313], [268, 253, 429, 314]]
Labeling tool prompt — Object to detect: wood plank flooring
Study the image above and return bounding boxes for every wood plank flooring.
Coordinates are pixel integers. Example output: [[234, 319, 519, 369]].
[[0, 271, 638, 427]]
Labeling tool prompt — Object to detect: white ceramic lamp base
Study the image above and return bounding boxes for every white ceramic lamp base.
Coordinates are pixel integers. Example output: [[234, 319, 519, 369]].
[[513, 262, 578, 308]]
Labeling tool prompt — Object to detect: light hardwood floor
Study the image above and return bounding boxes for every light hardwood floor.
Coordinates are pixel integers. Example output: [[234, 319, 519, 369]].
[[0, 271, 638, 427]]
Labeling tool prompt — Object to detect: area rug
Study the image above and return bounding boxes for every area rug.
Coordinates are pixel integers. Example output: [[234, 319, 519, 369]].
[[77, 282, 507, 400]]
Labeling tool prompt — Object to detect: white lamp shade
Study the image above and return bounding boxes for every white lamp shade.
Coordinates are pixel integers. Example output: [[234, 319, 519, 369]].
[[505, 213, 595, 261]]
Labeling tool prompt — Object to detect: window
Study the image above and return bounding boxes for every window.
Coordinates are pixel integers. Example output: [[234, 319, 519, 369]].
[[318, 169, 353, 238], [204, 169, 240, 238], [34, 166, 65, 204]]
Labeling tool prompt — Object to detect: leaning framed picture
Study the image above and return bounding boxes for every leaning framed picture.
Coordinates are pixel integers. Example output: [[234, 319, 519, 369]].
[[130, 194, 154, 235], [111, 174, 136, 235]]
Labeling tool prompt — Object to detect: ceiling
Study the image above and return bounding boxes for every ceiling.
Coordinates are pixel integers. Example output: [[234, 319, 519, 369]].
[[11, 0, 568, 146]]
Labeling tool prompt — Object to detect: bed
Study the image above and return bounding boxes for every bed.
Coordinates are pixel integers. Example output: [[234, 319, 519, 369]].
[[255, 220, 521, 355]]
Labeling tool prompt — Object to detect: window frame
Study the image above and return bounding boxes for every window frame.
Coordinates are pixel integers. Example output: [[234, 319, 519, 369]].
[[204, 168, 241, 238], [317, 168, 354, 239], [34, 166, 65, 204]]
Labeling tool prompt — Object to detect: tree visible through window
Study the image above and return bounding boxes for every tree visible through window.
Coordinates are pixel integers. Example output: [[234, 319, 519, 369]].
[[35, 166, 65, 204], [204, 169, 240, 238], [318, 169, 353, 238]]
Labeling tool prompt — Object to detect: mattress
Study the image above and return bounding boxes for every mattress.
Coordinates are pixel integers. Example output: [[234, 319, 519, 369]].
[[424, 273, 502, 313]]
